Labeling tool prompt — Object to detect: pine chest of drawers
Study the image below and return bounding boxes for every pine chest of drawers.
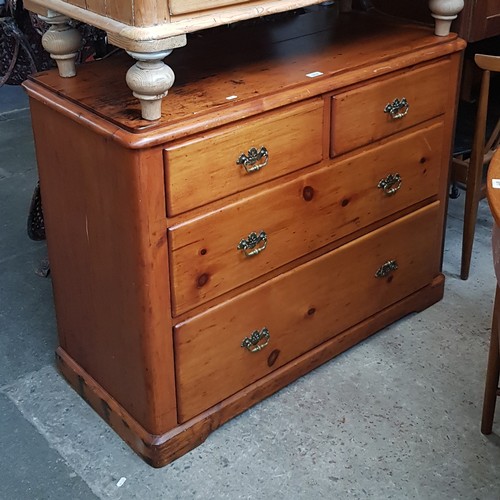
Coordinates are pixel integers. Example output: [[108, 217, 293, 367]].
[[24, 9, 465, 467]]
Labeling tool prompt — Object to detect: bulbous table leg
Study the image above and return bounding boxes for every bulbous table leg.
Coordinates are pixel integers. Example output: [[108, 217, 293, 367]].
[[126, 50, 176, 121], [428, 0, 464, 36], [40, 10, 81, 77]]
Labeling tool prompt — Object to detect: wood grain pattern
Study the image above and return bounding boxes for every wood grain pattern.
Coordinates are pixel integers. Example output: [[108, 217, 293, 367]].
[[26, 10, 465, 140], [164, 99, 323, 215], [24, 10, 464, 467], [331, 59, 451, 155], [169, 0, 252, 16], [29, 98, 177, 434], [24, 0, 327, 45], [57, 274, 445, 467], [168, 120, 444, 315], [134, 0, 170, 26], [65, 0, 86, 9], [174, 202, 442, 421], [105, 0, 133, 25], [84, 0, 105, 16]]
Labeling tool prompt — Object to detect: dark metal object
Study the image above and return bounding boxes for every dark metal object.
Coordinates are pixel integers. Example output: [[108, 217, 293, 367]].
[[27, 181, 46, 241]]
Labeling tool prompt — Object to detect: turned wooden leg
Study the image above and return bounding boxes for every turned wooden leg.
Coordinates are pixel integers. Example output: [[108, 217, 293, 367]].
[[428, 0, 464, 36], [126, 50, 178, 121], [40, 11, 81, 77]]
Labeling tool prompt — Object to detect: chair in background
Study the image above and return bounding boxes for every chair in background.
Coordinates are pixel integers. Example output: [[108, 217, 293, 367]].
[[451, 53, 500, 280], [482, 149, 500, 434]]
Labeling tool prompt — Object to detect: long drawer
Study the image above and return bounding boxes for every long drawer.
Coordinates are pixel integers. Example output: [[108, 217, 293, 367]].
[[163, 99, 323, 215], [174, 202, 442, 422], [330, 59, 451, 156], [168, 120, 444, 315]]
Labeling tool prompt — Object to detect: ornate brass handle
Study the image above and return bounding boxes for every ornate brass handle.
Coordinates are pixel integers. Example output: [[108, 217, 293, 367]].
[[384, 98, 409, 120], [236, 146, 269, 173], [237, 230, 267, 257], [378, 173, 402, 196], [241, 327, 270, 352], [375, 260, 398, 278]]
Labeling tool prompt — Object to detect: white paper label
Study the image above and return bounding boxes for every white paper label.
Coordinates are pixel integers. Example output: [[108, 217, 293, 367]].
[[492, 179, 500, 189], [306, 71, 324, 78]]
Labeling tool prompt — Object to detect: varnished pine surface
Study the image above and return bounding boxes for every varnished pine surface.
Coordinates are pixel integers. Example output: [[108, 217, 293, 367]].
[[175, 203, 442, 421], [25, 7, 465, 465], [487, 150, 500, 227], [164, 99, 324, 215], [29, 99, 178, 434], [331, 59, 451, 154], [57, 273, 445, 467], [168, 121, 445, 315], [25, 9, 464, 143]]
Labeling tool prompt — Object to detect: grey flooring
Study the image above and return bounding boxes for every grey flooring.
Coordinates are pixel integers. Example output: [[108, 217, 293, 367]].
[[0, 84, 499, 499]]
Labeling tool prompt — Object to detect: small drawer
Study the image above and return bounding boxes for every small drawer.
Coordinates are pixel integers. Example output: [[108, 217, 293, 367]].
[[330, 59, 451, 156], [164, 99, 323, 215], [174, 202, 442, 422], [168, 120, 444, 315]]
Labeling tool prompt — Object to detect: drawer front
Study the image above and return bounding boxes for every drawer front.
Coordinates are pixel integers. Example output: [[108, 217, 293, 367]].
[[168, 121, 444, 315], [331, 59, 451, 156], [174, 202, 442, 422], [164, 99, 323, 215]]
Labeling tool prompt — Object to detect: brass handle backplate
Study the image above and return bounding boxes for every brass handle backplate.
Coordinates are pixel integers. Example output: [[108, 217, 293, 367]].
[[236, 146, 269, 173], [237, 230, 267, 257], [378, 173, 402, 196], [241, 327, 270, 352], [384, 98, 409, 120], [375, 259, 398, 278]]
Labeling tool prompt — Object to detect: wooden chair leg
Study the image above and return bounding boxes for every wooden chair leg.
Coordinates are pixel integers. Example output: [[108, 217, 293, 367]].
[[461, 160, 484, 280], [482, 286, 500, 434], [460, 68, 491, 281]]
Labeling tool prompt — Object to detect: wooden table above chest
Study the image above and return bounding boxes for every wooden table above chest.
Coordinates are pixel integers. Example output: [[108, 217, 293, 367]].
[[23, 0, 465, 119], [24, 10, 465, 466]]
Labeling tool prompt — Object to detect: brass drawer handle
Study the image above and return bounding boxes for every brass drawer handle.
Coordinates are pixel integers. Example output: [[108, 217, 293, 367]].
[[375, 259, 398, 278], [241, 327, 270, 352], [236, 146, 269, 173], [237, 230, 267, 257], [378, 173, 402, 196], [384, 98, 409, 120]]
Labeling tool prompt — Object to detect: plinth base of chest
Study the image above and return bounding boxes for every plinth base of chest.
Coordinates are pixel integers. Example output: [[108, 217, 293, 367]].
[[56, 274, 444, 468]]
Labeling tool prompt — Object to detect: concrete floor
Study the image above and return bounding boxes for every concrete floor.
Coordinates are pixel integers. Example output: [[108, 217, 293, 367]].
[[0, 83, 499, 500]]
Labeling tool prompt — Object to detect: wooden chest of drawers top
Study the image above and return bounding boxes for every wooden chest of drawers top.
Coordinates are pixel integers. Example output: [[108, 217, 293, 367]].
[[27, 10, 464, 146]]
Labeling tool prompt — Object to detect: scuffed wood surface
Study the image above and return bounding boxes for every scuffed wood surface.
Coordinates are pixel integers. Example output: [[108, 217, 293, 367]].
[[26, 9, 464, 144]]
